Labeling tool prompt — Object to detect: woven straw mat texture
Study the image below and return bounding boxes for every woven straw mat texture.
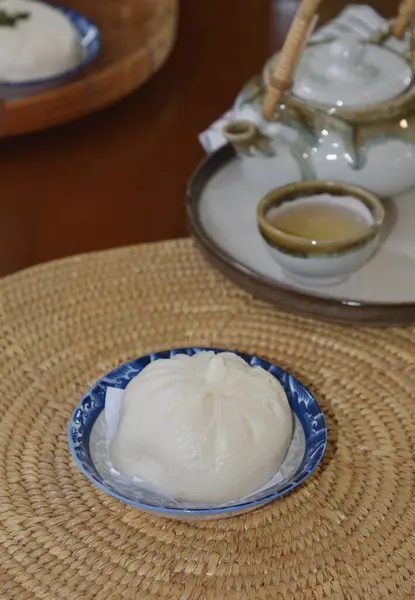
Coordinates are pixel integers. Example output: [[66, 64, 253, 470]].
[[0, 238, 414, 600]]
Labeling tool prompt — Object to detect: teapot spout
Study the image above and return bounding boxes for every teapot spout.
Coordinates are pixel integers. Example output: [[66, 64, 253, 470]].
[[222, 120, 275, 157]]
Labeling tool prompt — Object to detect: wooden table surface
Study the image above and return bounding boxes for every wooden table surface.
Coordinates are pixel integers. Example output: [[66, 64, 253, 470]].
[[0, 0, 395, 277]]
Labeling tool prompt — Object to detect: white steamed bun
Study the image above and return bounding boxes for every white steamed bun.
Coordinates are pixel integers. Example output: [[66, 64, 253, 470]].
[[110, 351, 293, 504], [0, 0, 81, 82]]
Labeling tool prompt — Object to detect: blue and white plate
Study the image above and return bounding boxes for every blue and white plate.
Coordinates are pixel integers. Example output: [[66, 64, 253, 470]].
[[1, 3, 101, 100], [68, 348, 327, 520]]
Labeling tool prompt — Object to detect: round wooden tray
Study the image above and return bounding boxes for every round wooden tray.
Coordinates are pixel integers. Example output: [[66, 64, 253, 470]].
[[0, 0, 178, 137]]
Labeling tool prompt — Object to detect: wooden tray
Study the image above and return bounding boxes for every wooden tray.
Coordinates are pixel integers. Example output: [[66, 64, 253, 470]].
[[187, 145, 415, 326], [0, 0, 178, 137]]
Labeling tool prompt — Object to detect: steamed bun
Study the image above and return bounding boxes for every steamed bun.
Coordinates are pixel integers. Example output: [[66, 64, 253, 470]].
[[110, 351, 293, 504], [0, 0, 81, 82]]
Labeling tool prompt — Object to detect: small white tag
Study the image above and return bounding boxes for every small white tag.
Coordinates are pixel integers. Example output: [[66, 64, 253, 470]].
[[104, 386, 124, 442]]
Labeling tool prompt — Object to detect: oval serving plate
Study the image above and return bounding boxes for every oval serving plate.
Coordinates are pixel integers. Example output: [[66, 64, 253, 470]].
[[187, 144, 415, 326], [68, 347, 327, 521]]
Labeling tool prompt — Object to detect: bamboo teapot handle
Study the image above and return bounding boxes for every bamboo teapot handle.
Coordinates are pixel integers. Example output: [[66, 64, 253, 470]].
[[394, 0, 415, 39], [262, 0, 323, 121]]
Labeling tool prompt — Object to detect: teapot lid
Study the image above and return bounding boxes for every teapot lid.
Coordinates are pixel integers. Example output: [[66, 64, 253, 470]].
[[292, 38, 413, 109]]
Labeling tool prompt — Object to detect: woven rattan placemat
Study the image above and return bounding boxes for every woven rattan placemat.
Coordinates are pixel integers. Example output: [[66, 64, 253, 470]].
[[0, 238, 414, 600]]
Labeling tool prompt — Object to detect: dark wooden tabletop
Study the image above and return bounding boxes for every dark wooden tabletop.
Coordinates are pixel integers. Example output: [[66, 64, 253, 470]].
[[0, 0, 395, 277]]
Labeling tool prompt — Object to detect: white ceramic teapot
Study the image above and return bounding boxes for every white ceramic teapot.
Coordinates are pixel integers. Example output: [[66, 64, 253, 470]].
[[223, 8, 415, 198]]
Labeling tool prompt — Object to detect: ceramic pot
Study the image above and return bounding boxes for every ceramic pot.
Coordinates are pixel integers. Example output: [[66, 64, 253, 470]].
[[224, 36, 415, 198]]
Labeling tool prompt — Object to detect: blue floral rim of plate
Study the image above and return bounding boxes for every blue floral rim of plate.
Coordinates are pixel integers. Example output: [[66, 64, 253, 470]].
[[2, 3, 101, 88], [68, 348, 327, 516]]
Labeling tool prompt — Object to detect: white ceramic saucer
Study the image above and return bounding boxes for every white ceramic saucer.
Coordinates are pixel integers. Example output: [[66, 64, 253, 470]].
[[187, 145, 415, 325]]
